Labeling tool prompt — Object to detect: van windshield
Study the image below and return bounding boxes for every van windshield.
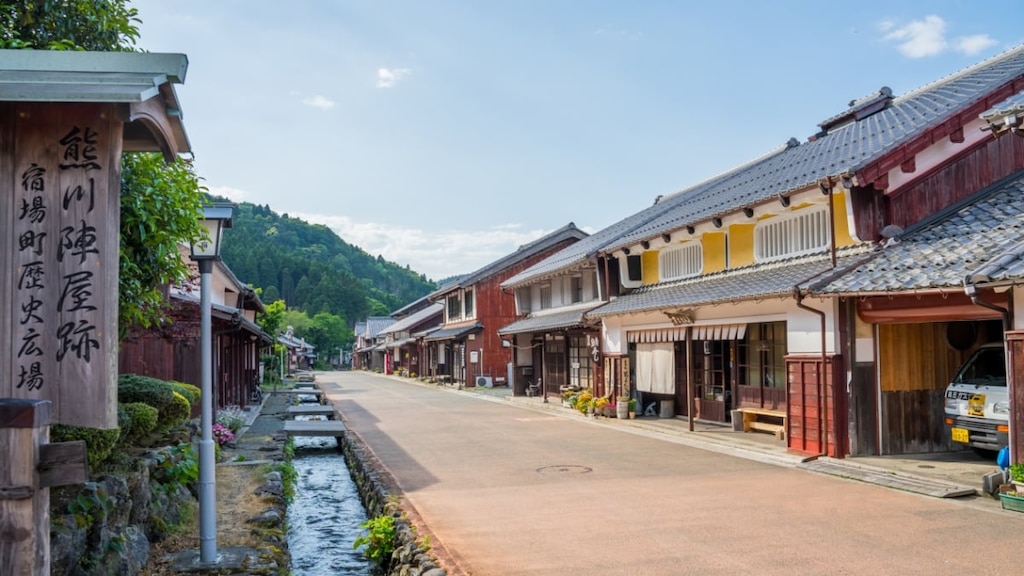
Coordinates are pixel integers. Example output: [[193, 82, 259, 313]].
[[953, 347, 1006, 386]]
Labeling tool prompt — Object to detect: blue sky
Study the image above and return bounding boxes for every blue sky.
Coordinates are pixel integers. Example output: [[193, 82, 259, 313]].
[[133, 1, 1024, 282]]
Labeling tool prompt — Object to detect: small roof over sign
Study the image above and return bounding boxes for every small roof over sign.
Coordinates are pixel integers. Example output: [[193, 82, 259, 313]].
[[0, 49, 191, 158]]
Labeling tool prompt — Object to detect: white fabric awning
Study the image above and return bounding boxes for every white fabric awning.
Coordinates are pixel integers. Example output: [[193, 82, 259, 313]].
[[627, 324, 746, 343]]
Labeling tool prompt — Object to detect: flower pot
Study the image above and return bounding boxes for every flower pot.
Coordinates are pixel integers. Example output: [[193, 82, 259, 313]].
[[616, 401, 629, 419], [1000, 491, 1024, 512]]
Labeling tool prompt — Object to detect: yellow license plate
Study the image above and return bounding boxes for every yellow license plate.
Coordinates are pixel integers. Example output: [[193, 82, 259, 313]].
[[951, 427, 969, 443], [968, 394, 985, 417]]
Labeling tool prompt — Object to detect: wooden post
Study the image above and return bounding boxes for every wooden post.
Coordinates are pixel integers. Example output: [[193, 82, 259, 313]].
[[0, 398, 51, 576]]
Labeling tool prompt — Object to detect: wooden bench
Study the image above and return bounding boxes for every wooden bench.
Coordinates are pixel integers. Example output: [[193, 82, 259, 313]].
[[737, 407, 787, 440]]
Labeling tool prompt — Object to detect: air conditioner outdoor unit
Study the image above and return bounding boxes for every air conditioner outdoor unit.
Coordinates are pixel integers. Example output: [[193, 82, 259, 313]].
[[476, 376, 493, 388]]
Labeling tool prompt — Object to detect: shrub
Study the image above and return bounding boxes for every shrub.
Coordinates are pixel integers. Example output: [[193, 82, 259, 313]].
[[119, 374, 193, 432], [160, 391, 191, 428], [51, 424, 121, 469], [169, 381, 201, 410], [120, 402, 159, 445]]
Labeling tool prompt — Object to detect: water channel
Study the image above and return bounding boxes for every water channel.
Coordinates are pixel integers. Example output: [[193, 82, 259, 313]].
[[287, 421, 372, 575]]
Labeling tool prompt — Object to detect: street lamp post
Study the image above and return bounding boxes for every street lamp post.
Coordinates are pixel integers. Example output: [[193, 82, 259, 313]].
[[188, 203, 233, 565]]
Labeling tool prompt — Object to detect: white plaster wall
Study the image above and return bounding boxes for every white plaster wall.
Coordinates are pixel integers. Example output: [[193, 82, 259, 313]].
[[787, 296, 838, 355]]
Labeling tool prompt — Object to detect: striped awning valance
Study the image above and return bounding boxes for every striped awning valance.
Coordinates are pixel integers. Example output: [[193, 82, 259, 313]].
[[627, 324, 747, 343]]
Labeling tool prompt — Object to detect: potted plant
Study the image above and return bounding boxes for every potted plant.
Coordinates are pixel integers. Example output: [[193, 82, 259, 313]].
[[1010, 462, 1024, 494], [616, 396, 630, 419], [628, 398, 637, 419], [997, 462, 1024, 512]]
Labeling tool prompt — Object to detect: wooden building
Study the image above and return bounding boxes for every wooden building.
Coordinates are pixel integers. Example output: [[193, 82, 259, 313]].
[[426, 223, 588, 387], [509, 44, 1024, 461], [119, 248, 272, 411]]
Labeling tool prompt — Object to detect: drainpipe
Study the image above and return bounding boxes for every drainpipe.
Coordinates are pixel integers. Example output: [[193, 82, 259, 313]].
[[794, 288, 829, 458], [962, 281, 1011, 333]]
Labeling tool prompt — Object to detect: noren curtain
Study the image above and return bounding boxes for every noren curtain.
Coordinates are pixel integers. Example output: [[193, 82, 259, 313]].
[[635, 342, 674, 394]]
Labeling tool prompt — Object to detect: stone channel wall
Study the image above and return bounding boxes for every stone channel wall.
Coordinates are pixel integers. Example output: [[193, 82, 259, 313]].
[[340, 431, 447, 576]]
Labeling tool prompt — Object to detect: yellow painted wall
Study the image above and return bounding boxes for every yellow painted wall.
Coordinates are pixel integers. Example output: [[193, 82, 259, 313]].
[[833, 191, 856, 247], [729, 223, 755, 268], [702, 232, 727, 273], [641, 250, 659, 285]]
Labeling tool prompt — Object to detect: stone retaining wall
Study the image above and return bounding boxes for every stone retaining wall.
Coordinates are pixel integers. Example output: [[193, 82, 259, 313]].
[[339, 431, 447, 576]]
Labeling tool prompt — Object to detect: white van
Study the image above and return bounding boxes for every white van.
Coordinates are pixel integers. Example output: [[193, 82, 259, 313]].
[[943, 342, 1009, 453]]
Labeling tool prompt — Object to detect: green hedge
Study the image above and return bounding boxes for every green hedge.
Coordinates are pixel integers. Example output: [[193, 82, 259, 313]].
[[118, 374, 192, 433], [120, 402, 159, 445], [51, 424, 120, 469], [169, 381, 201, 410]]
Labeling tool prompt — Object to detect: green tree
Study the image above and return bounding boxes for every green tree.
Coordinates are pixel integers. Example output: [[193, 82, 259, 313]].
[[280, 309, 311, 337], [119, 154, 205, 330], [0, 2, 207, 332], [0, 0, 140, 50], [262, 285, 281, 305], [306, 312, 350, 365], [258, 299, 286, 338]]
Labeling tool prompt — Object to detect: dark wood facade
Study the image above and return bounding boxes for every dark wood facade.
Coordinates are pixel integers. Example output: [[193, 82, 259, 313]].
[[787, 354, 844, 457], [1008, 331, 1024, 464], [852, 121, 1024, 242], [119, 299, 264, 412], [840, 127, 1024, 457], [439, 237, 582, 387]]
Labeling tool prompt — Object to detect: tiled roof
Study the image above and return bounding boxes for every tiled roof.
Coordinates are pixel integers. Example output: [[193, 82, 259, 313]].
[[502, 203, 674, 288], [366, 316, 396, 338], [980, 89, 1024, 135], [380, 303, 443, 335], [508, 44, 1024, 287], [497, 304, 602, 335], [437, 223, 588, 295], [812, 171, 1024, 295], [967, 239, 1024, 285], [589, 252, 867, 318], [604, 44, 1024, 253], [422, 323, 483, 342]]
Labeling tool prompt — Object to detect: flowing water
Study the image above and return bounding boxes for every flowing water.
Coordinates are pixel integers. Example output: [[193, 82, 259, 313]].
[[287, 430, 372, 575]]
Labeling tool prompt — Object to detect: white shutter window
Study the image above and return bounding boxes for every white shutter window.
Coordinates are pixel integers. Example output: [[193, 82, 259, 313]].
[[659, 243, 703, 281], [755, 205, 830, 262]]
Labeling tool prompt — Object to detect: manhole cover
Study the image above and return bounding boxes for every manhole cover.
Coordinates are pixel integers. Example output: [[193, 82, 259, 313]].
[[917, 464, 936, 469], [536, 465, 592, 475]]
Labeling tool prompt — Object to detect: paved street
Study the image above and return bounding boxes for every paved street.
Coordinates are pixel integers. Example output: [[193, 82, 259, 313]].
[[319, 371, 1019, 576]]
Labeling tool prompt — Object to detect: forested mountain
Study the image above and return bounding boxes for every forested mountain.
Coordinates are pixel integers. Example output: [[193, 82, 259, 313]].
[[219, 202, 436, 325]]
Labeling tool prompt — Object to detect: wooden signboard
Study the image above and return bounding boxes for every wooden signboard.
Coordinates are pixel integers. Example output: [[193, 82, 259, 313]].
[[1, 102, 121, 429]]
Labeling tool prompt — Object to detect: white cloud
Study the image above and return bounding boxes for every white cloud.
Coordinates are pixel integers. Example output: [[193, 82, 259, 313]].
[[954, 34, 997, 56], [880, 15, 999, 59], [882, 15, 948, 58], [207, 185, 249, 202], [377, 67, 411, 88], [292, 212, 551, 281], [301, 95, 335, 110]]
